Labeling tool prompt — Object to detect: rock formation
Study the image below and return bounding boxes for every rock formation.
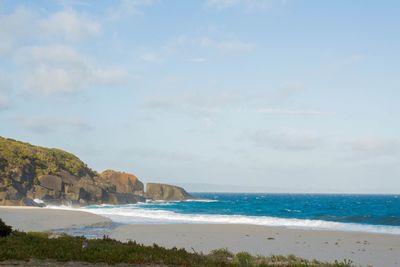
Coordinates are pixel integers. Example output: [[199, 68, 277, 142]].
[[100, 170, 144, 196], [146, 183, 191, 201], [0, 136, 192, 206]]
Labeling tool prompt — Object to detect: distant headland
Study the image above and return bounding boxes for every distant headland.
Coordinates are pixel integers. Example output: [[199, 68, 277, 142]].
[[0, 136, 192, 207]]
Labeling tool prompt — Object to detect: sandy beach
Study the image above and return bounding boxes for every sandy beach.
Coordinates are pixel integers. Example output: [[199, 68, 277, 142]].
[[111, 224, 400, 267], [0, 207, 111, 232], [1, 207, 399, 267]]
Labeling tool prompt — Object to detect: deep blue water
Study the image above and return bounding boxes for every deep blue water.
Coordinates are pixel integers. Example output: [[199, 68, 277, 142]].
[[157, 193, 400, 226], [82, 193, 400, 234]]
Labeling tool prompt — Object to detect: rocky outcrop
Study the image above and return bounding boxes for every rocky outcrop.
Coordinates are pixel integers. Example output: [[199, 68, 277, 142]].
[[0, 136, 191, 206], [107, 192, 145, 205], [100, 170, 144, 196], [145, 183, 192, 201], [25, 171, 146, 206]]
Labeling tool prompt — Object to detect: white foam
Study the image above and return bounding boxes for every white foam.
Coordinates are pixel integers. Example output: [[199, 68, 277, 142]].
[[46, 205, 400, 235], [184, 199, 219, 203], [33, 198, 44, 204], [144, 199, 219, 204]]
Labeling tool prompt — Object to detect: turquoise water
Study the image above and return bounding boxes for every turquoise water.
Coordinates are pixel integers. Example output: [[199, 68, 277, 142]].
[[83, 193, 400, 234]]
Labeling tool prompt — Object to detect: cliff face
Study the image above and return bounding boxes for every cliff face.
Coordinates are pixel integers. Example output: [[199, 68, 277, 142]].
[[0, 136, 192, 206], [146, 183, 191, 201], [100, 170, 144, 196], [0, 137, 147, 206]]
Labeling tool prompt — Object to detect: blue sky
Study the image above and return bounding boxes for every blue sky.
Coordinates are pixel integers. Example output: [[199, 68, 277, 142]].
[[1, 0, 399, 193]]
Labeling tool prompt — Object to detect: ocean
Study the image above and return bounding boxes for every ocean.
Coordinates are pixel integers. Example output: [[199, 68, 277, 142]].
[[62, 193, 400, 235]]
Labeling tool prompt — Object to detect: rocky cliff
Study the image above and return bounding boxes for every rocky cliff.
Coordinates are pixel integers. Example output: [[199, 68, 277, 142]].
[[146, 183, 191, 201], [0, 136, 192, 206], [100, 170, 144, 196]]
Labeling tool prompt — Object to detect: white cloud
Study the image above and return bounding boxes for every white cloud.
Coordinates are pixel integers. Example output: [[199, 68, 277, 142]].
[[16, 45, 88, 66], [17, 45, 128, 96], [0, 7, 101, 54], [40, 9, 101, 41], [249, 128, 324, 151], [0, 6, 34, 54], [92, 68, 129, 84], [107, 0, 159, 19], [0, 5, 128, 96], [14, 116, 93, 134], [146, 35, 255, 63], [24, 67, 89, 95], [142, 82, 313, 118], [140, 52, 162, 63], [345, 138, 400, 158], [256, 108, 333, 116], [143, 91, 239, 116]]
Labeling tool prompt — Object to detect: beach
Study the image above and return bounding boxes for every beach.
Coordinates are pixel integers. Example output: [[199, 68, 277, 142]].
[[0, 206, 111, 232], [1, 207, 399, 266], [111, 224, 399, 267]]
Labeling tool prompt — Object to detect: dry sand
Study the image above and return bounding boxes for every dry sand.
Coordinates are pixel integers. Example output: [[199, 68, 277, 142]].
[[0, 206, 111, 232], [111, 224, 400, 267], [1, 207, 400, 266]]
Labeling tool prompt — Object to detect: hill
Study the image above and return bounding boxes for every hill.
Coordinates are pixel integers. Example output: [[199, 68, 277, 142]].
[[0, 136, 191, 206]]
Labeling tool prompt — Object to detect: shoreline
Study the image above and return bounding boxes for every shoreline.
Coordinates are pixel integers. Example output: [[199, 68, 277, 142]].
[[1, 207, 399, 266]]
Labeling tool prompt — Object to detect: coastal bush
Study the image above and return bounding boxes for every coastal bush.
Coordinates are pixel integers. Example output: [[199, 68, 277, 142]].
[[0, 230, 358, 267], [209, 248, 234, 264], [235, 252, 255, 267], [0, 219, 12, 237]]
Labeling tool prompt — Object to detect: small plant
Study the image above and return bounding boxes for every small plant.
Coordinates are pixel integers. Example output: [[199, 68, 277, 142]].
[[235, 251, 255, 267], [0, 230, 359, 266], [0, 218, 12, 237], [210, 248, 234, 263], [334, 259, 354, 267]]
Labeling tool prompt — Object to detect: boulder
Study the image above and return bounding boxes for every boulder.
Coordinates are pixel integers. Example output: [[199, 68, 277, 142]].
[[38, 175, 63, 192], [56, 170, 79, 185], [106, 193, 146, 205], [100, 170, 144, 195], [76, 177, 111, 204], [26, 185, 61, 200], [145, 183, 192, 200], [0, 185, 22, 201]]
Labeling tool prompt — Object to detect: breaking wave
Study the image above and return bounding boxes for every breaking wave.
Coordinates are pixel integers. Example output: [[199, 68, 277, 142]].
[[48, 204, 400, 235]]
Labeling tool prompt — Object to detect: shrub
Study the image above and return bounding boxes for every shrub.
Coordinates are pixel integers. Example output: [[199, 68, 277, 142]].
[[0, 218, 12, 237], [0, 230, 357, 266], [235, 252, 255, 267], [209, 248, 234, 264]]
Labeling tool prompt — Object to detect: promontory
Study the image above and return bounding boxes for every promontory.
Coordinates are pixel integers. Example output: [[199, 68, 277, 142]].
[[0, 136, 192, 206]]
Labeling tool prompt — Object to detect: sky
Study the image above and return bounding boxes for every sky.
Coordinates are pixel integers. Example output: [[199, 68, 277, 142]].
[[0, 0, 399, 193]]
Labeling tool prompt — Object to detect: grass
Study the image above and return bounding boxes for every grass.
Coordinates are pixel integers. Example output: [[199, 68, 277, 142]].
[[0, 136, 96, 187], [0, 224, 357, 267]]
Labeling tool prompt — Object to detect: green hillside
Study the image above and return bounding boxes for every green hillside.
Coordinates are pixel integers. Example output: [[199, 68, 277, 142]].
[[0, 136, 95, 193]]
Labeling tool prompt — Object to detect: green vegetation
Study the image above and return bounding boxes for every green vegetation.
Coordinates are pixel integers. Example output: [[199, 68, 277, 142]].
[[0, 219, 12, 237], [0, 221, 356, 267], [0, 136, 96, 186]]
